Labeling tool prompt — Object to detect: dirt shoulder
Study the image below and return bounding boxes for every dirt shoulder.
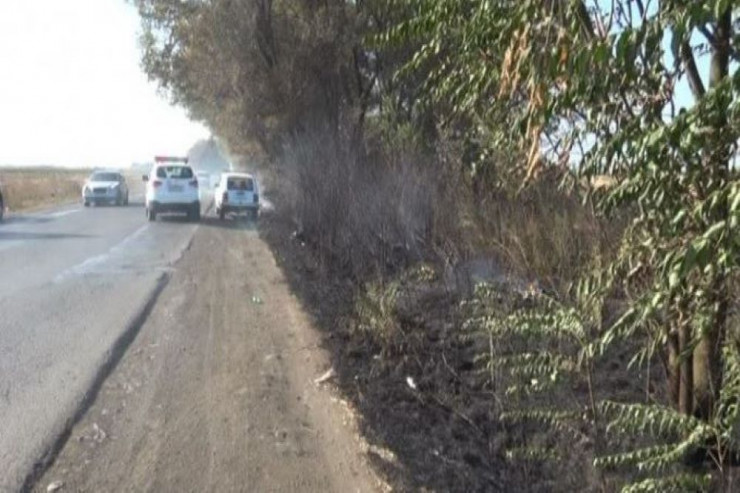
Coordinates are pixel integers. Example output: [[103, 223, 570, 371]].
[[34, 217, 383, 492]]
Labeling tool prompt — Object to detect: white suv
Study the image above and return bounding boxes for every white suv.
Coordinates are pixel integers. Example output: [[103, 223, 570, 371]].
[[214, 172, 260, 220], [143, 163, 200, 222]]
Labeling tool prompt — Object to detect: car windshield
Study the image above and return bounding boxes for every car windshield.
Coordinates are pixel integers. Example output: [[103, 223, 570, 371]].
[[90, 172, 119, 182], [227, 177, 254, 191], [156, 166, 194, 179]]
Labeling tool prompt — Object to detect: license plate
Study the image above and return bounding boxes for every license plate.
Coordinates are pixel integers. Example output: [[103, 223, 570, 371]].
[[168, 185, 183, 192]]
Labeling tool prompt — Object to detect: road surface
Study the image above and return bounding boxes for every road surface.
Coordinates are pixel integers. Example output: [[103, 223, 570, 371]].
[[0, 194, 378, 492], [0, 196, 198, 491]]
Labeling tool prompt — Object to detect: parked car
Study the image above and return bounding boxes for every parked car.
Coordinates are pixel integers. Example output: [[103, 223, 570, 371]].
[[214, 172, 260, 220], [82, 170, 129, 206], [143, 162, 200, 222]]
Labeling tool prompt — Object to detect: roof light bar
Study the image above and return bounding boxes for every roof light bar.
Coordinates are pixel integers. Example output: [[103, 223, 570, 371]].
[[154, 156, 189, 164]]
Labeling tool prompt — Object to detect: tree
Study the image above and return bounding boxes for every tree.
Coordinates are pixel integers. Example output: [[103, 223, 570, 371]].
[[385, 0, 740, 488], [133, 0, 369, 157], [131, 0, 740, 485]]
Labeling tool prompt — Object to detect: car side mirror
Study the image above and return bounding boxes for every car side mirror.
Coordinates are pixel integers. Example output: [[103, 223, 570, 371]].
[[142, 175, 149, 182]]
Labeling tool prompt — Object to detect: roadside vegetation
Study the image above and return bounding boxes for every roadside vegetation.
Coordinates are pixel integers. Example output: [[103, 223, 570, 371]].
[[0, 167, 88, 212], [134, 1, 740, 491]]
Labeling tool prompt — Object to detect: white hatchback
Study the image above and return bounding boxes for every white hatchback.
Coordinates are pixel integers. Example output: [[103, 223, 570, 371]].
[[214, 172, 260, 220], [143, 163, 201, 222]]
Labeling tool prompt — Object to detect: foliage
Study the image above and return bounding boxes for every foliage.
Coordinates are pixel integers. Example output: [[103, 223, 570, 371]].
[[465, 277, 740, 490], [389, 0, 740, 487], [355, 263, 437, 352], [133, 0, 368, 157], [132, 0, 740, 489]]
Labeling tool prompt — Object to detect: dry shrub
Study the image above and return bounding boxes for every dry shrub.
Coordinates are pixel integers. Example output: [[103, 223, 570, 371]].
[[464, 178, 619, 293], [261, 124, 625, 492], [0, 168, 88, 212], [266, 120, 620, 299], [271, 124, 439, 281]]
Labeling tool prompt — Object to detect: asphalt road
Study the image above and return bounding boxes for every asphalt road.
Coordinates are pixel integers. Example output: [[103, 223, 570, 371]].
[[0, 196, 202, 491], [0, 189, 379, 493], [32, 212, 379, 493]]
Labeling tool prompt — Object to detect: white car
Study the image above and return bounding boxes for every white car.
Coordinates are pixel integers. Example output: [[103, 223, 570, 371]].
[[143, 162, 200, 222], [82, 170, 129, 206], [214, 172, 260, 220]]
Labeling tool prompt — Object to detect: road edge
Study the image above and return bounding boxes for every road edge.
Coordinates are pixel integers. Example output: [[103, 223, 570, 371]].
[[20, 272, 171, 492]]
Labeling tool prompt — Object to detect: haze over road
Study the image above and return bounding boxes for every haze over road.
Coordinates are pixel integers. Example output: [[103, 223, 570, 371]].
[[0, 195, 199, 491]]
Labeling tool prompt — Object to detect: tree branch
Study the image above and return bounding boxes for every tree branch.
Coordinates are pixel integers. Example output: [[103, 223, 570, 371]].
[[710, 7, 732, 88], [680, 40, 706, 100], [698, 25, 716, 46]]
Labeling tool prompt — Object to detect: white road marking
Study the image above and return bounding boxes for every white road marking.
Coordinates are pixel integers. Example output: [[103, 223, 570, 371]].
[[54, 224, 151, 282], [44, 209, 81, 219]]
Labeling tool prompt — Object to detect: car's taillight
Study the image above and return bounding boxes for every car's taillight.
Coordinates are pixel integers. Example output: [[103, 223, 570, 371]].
[[152, 180, 163, 188], [253, 193, 259, 203], [222, 191, 228, 203], [189, 179, 198, 188]]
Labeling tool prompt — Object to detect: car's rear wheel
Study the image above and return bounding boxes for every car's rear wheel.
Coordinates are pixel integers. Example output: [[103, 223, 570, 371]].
[[124, 193, 129, 206], [218, 208, 225, 221], [147, 207, 156, 221], [83, 200, 89, 207]]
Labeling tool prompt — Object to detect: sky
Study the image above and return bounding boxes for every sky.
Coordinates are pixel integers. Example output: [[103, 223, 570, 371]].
[[0, 0, 210, 168]]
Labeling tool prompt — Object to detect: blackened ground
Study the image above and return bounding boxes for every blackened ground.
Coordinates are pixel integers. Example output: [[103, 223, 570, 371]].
[[260, 211, 517, 492]]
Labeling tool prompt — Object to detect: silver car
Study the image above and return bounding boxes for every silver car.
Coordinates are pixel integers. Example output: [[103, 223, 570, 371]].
[[82, 171, 129, 206]]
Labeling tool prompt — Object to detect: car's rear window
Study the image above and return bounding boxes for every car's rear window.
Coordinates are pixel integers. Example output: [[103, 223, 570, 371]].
[[156, 166, 194, 179], [227, 177, 254, 191], [91, 172, 120, 182]]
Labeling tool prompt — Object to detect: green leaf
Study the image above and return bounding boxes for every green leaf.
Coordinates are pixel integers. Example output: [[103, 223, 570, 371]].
[[715, 0, 731, 20]]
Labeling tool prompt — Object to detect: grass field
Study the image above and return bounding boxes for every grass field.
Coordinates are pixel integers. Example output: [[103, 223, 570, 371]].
[[0, 167, 91, 213]]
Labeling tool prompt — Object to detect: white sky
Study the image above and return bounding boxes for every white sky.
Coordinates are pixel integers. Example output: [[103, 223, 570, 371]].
[[0, 0, 210, 168]]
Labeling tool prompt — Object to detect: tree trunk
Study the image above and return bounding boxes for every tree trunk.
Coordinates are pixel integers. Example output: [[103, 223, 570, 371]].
[[691, 7, 732, 421], [667, 329, 680, 406], [678, 316, 694, 415]]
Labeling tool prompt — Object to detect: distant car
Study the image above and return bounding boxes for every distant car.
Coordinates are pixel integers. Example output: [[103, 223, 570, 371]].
[[214, 172, 260, 220], [82, 171, 129, 206], [0, 183, 4, 221], [143, 162, 200, 222]]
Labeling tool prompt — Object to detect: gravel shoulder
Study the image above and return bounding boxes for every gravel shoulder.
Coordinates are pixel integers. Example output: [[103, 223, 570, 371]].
[[33, 217, 382, 492]]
